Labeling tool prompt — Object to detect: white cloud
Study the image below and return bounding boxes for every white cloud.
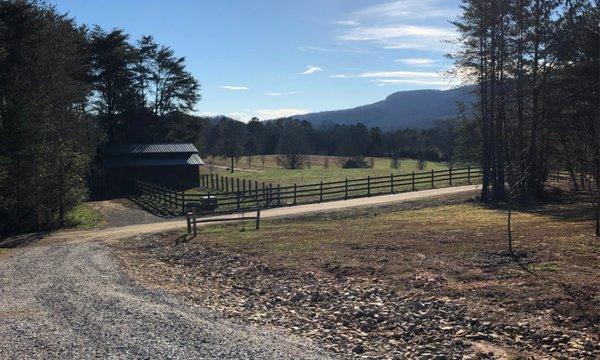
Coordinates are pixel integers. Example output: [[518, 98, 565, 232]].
[[373, 78, 449, 86], [220, 85, 248, 90], [266, 91, 298, 96], [336, 1, 458, 52], [299, 65, 322, 75], [395, 58, 438, 66], [351, 0, 457, 20], [329, 74, 349, 78], [358, 70, 440, 78], [334, 20, 359, 26], [256, 108, 311, 119]]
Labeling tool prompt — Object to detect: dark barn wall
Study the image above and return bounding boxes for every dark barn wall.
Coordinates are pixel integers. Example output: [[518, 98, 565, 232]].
[[105, 165, 199, 194]]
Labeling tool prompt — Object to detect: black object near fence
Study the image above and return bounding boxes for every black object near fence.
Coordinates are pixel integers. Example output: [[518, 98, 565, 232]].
[[134, 166, 482, 216]]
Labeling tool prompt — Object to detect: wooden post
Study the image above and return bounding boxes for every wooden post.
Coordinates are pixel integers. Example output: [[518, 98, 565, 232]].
[[221, 176, 224, 191], [345, 178, 348, 200], [277, 184, 281, 206], [192, 207, 197, 236], [186, 209, 191, 233], [449, 168, 453, 186], [390, 173, 394, 194], [319, 181, 323, 202], [211, 174, 214, 189], [412, 171, 416, 191], [262, 182, 266, 204], [256, 202, 261, 230], [269, 183, 273, 204], [293, 183, 297, 205], [231, 177, 234, 192], [467, 166, 471, 184], [431, 170, 435, 188], [237, 191, 241, 210], [181, 191, 186, 215], [236, 178, 240, 192], [225, 176, 229, 193], [255, 181, 258, 196], [243, 179, 246, 193], [367, 176, 371, 197]]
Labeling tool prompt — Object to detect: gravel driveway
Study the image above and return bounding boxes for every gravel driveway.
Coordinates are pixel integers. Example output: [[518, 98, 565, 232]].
[[0, 236, 332, 359]]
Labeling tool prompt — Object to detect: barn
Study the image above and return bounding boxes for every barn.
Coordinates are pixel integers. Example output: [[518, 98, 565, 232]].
[[97, 143, 204, 195]]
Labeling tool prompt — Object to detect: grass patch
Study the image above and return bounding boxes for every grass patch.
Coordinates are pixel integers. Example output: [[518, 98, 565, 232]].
[[202, 155, 451, 186], [527, 262, 560, 272], [65, 203, 106, 229]]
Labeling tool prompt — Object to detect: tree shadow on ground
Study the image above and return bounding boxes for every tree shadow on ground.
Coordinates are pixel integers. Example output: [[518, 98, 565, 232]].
[[129, 196, 181, 219]]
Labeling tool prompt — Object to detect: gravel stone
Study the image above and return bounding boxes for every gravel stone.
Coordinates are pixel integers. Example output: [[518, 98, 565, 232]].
[[0, 238, 334, 359]]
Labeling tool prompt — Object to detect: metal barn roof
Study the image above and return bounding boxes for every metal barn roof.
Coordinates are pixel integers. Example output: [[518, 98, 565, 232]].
[[99, 143, 199, 155]]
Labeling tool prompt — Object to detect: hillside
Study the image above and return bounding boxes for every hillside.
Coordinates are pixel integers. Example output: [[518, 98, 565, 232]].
[[294, 86, 475, 130]]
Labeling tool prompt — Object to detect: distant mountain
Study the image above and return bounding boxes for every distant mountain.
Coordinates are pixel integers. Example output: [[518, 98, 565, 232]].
[[293, 86, 475, 130]]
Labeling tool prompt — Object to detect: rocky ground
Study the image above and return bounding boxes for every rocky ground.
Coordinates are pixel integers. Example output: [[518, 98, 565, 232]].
[[115, 232, 599, 359]]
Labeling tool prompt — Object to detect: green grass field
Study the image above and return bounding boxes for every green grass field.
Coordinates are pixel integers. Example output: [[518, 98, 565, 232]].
[[201, 155, 449, 187]]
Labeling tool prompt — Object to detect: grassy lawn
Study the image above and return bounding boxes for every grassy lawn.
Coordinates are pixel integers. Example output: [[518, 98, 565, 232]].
[[201, 155, 451, 186], [65, 203, 106, 229]]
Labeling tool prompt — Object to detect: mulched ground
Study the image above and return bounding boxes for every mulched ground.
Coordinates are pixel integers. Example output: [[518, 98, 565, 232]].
[[113, 193, 600, 359]]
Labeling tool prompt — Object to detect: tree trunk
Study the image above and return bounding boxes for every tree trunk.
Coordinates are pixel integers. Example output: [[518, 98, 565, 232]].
[[230, 156, 234, 173]]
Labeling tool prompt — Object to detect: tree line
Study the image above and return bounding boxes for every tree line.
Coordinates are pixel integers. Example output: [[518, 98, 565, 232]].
[[453, 0, 599, 235], [0, 1, 201, 234], [200, 116, 475, 171]]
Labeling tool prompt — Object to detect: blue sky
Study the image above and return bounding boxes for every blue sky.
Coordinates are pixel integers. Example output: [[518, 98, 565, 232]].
[[53, 0, 462, 121]]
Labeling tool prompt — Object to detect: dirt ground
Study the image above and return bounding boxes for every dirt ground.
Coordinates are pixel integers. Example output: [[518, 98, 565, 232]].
[[114, 191, 600, 359], [87, 198, 170, 227]]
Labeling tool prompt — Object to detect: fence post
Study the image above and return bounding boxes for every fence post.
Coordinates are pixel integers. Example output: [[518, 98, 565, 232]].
[[319, 181, 323, 202], [412, 171, 416, 191], [293, 183, 297, 205], [225, 177, 229, 193], [367, 176, 371, 197], [243, 179, 246, 193], [221, 176, 224, 191], [449, 167, 453, 186], [269, 183, 273, 204], [192, 207, 197, 236], [186, 208, 191, 233], [391, 173, 394, 194], [345, 178, 348, 200], [277, 184, 281, 206], [431, 170, 435, 188], [237, 191, 241, 210], [211, 174, 214, 189], [262, 182, 266, 204], [256, 202, 261, 230], [181, 191, 186, 215], [231, 177, 234, 192], [467, 166, 471, 184]]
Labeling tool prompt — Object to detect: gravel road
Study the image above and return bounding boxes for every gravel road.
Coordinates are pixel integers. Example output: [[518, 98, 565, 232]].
[[0, 237, 332, 359], [0, 185, 479, 359]]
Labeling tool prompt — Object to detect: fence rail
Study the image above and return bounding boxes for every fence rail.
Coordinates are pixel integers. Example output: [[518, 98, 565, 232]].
[[134, 166, 482, 216], [191, 166, 483, 213]]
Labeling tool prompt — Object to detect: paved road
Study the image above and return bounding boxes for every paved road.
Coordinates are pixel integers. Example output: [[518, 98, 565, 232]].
[[0, 184, 478, 359]]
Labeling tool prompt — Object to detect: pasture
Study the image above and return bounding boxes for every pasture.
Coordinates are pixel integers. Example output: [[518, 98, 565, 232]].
[[202, 154, 450, 186]]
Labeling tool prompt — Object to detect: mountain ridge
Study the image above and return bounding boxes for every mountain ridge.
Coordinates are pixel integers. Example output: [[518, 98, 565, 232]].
[[292, 85, 475, 130]]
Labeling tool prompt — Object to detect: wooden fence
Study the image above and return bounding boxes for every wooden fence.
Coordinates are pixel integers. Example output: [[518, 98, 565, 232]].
[[135, 167, 482, 216]]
